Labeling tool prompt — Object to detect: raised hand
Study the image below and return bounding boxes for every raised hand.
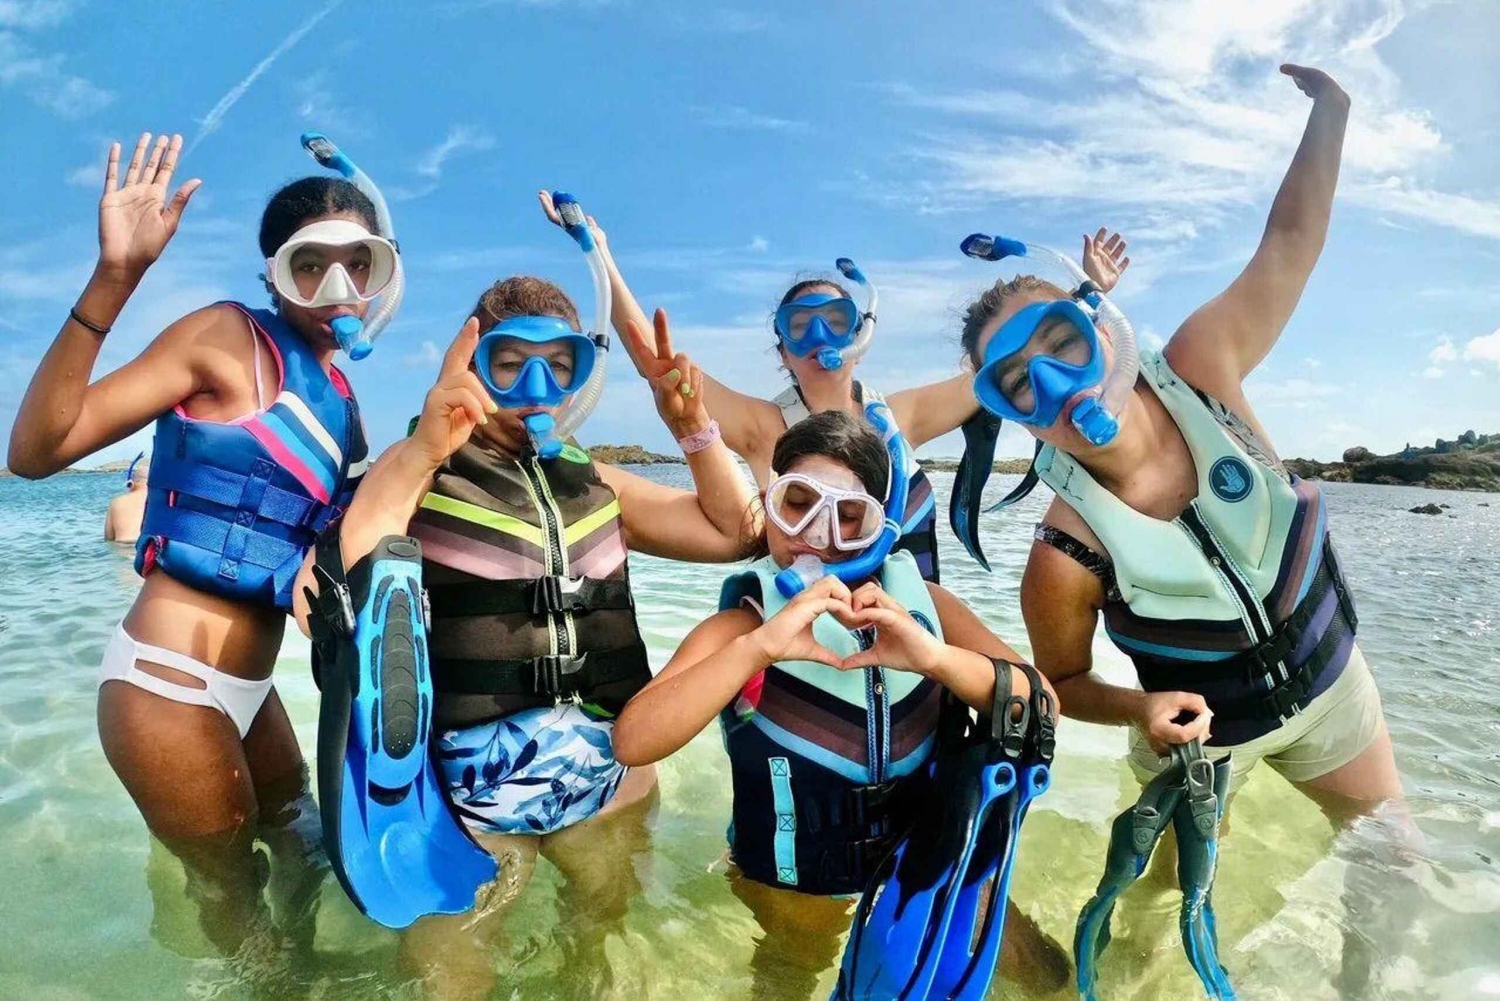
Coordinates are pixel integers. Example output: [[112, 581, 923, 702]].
[[1280, 64, 1348, 105], [838, 582, 947, 675], [1081, 228, 1130, 294], [97, 133, 202, 284], [749, 575, 857, 668], [626, 308, 710, 439], [537, 190, 610, 251], [410, 318, 498, 469]]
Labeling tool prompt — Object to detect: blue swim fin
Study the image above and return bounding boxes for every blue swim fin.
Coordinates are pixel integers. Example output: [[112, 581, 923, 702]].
[[1174, 743, 1235, 1000], [835, 660, 1054, 1001], [307, 535, 497, 928]]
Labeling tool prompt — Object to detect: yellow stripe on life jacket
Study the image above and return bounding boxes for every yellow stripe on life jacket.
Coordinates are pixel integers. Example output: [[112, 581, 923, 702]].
[[564, 499, 622, 547], [419, 492, 546, 548]]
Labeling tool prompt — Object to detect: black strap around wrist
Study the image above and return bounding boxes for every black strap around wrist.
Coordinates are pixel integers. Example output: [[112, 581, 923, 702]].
[[69, 306, 110, 335]]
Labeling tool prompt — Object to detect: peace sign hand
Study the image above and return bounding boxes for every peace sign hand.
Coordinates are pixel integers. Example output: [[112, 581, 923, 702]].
[[626, 308, 710, 439], [97, 133, 202, 285], [410, 318, 499, 470]]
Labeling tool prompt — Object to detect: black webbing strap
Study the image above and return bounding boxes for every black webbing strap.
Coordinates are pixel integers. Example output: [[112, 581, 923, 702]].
[[427, 576, 634, 618], [432, 642, 650, 698]]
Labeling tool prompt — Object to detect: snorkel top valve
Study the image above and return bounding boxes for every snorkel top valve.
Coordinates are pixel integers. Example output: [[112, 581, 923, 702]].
[[299, 131, 404, 361], [773, 400, 910, 598]]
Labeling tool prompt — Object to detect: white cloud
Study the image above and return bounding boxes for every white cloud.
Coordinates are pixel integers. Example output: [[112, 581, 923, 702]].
[[416, 125, 495, 178], [748, 236, 769, 253], [189, 0, 344, 152], [1429, 337, 1458, 364], [63, 162, 96, 187], [1345, 178, 1500, 240], [1245, 377, 1342, 406], [0, 1, 73, 30], [0, 28, 112, 117], [403, 339, 442, 369], [1303, 357, 1322, 369], [1463, 328, 1500, 369], [692, 104, 810, 134], [1422, 365, 1444, 379]]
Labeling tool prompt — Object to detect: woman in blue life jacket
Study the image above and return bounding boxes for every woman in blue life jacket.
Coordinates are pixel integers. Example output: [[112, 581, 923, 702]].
[[294, 272, 761, 999], [538, 195, 1131, 584], [954, 67, 1402, 822], [9, 132, 397, 953], [612, 410, 1069, 998]]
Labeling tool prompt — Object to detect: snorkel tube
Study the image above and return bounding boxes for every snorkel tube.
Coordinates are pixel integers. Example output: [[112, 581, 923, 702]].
[[774, 400, 910, 598], [124, 451, 145, 486], [959, 233, 1138, 447], [820, 257, 879, 371], [515, 192, 612, 460], [300, 131, 404, 361]]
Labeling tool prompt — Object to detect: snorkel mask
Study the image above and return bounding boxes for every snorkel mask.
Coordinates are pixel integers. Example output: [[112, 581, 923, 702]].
[[774, 258, 879, 371], [947, 233, 1140, 572], [773, 399, 910, 597], [286, 131, 405, 361], [473, 193, 611, 460]]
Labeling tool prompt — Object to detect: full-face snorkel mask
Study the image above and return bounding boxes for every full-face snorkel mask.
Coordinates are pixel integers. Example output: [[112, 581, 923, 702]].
[[773, 399, 911, 598], [774, 258, 880, 371], [947, 233, 1140, 572], [473, 193, 611, 460], [288, 131, 405, 361]]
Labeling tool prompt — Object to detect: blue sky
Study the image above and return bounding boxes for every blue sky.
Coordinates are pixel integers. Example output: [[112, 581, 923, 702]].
[[3, 0, 1498, 464]]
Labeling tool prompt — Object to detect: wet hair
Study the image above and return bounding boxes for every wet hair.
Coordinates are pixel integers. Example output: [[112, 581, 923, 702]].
[[772, 276, 853, 350], [469, 276, 580, 334], [959, 274, 1071, 367], [771, 410, 891, 501], [257, 177, 379, 257]]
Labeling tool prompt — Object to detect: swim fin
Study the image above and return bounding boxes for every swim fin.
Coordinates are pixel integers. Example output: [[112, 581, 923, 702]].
[[1174, 742, 1235, 1001], [307, 534, 497, 928], [835, 660, 1054, 1000], [1072, 739, 1234, 1001]]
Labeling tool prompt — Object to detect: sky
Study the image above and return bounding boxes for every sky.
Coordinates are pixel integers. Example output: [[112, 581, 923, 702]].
[[2, 0, 1499, 465]]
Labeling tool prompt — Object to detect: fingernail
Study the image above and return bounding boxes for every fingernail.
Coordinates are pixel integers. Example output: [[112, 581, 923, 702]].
[[664, 369, 682, 386], [487, 400, 499, 413], [479, 415, 488, 425], [681, 384, 695, 399]]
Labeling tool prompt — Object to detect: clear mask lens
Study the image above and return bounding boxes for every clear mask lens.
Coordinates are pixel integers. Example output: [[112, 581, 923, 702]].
[[487, 339, 582, 393], [767, 474, 884, 551]]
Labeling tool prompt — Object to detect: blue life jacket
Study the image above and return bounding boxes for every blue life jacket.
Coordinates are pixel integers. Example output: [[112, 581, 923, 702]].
[[718, 551, 944, 895], [136, 302, 368, 609]]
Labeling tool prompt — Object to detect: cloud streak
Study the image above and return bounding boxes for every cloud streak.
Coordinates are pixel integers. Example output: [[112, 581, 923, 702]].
[[189, 0, 344, 152], [0, 27, 112, 117]]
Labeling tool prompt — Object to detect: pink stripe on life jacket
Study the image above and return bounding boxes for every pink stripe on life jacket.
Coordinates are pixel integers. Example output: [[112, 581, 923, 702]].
[[245, 420, 332, 505]]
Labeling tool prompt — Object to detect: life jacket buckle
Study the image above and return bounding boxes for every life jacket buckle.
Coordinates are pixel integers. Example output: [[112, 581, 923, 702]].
[[533, 575, 585, 615]]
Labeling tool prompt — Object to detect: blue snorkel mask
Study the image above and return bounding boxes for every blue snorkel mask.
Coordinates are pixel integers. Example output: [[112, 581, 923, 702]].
[[474, 193, 611, 460], [298, 131, 405, 361], [773, 399, 911, 598], [774, 258, 879, 371]]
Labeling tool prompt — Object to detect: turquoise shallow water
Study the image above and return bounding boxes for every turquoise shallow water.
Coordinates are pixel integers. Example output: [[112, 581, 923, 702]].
[[0, 469, 1497, 1000]]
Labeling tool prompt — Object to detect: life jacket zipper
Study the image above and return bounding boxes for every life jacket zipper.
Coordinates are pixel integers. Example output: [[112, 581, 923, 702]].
[[516, 459, 570, 705], [858, 627, 889, 785], [1178, 504, 1282, 691]]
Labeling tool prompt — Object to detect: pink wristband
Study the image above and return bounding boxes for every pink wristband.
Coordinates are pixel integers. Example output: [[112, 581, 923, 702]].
[[678, 419, 722, 455]]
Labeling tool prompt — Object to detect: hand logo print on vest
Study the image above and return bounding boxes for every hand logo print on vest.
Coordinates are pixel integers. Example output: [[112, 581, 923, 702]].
[[1209, 457, 1253, 503]]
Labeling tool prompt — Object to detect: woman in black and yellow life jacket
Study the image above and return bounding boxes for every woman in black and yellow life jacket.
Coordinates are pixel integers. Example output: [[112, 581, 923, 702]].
[[296, 275, 759, 998], [612, 411, 1069, 999]]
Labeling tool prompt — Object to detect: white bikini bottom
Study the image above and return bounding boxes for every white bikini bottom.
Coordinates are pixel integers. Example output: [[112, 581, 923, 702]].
[[98, 624, 274, 739]]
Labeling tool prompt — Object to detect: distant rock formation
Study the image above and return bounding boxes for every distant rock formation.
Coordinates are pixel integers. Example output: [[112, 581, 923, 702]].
[[917, 457, 1036, 475], [586, 444, 684, 465], [1287, 431, 1500, 492]]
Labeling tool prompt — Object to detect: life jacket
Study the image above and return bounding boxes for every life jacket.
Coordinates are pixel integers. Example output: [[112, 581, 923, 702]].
[[718, 551, 944, 895], [136, 302, 367, 610], [775, 382, 940, 583], [1036, 352, 1359, 745], [409, 438, 652, 726]]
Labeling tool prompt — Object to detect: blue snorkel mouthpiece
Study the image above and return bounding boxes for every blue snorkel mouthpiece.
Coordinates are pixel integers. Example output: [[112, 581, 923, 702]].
[[774, 400, 910, 598], [299, 131, 403, 361], [523, 413, 562, 459], [1070, 397, 1120, 447]]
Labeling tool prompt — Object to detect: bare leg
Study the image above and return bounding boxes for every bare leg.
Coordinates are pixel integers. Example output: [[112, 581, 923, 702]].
[[729, 870, 856, 1001], [98, 679, 270, 955], [400, 833, 540, 1001]]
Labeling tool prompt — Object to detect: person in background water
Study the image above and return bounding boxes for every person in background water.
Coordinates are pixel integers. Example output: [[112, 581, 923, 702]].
[[105, 452, 149, 545], [8, 132, 394, 956], [539, 194, 1131, 584]]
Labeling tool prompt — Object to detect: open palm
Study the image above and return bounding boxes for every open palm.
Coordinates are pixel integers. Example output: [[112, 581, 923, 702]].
[[98, 133, 201, 281]]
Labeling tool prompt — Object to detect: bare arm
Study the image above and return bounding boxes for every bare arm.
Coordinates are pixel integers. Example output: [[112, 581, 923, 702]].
[[9, 133, 202, 477], [1166, 65, 1350, 402]]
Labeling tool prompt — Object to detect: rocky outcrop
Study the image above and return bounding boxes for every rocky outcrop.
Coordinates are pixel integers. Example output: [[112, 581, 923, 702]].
[[587, 444, 684, 465], [917, 457, 1037, 475], [1287, 430, 1500, 492]]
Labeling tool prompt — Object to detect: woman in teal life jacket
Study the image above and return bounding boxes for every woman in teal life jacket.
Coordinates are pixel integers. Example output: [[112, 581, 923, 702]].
[[612, 411, 1069, 998], [954, 67, 1402, 821], [8, 132, 398, 953], [538, 195, 1130, 583], [295, 272, 760, 998]]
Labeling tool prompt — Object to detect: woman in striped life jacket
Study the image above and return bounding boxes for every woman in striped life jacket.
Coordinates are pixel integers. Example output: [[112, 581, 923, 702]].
[[8, 131, 396, 954], [296, 274, 760, 996], [536, 194, 1132, 584], [955, 68, 1402, 829]]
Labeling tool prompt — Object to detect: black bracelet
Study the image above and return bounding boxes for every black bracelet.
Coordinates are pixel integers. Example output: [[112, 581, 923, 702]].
[[69, 306, 110, 335]]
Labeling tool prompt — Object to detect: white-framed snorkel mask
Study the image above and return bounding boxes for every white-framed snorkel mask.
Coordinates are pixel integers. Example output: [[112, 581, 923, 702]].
[[266, 218, 397, 310], [289, 131, 406, 361], [766, 472, 886, 553]]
